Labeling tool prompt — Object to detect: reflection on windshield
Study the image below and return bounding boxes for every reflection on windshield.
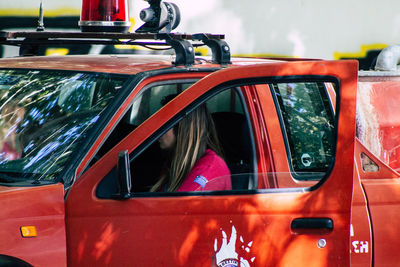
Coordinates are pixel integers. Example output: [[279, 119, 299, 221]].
[[0, 69, 128, 183]]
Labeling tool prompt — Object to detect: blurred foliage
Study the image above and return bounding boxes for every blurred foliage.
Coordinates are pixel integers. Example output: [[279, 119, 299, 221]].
[[273, 82, 335, 177]]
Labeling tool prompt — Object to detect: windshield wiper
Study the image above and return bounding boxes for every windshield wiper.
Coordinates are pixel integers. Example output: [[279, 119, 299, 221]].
[[0, 173, 20, 183], [0, 172, 41, 183]]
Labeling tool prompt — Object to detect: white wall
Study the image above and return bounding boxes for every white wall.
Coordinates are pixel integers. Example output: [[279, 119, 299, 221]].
[[2, 0, 400, 59], [171, 0, 400, 59]]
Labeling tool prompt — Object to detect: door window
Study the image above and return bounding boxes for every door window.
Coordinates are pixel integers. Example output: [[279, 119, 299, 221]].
[[94, 82, 193, 158], [96, 86, 256, 197], [128, 86, 255, 193], [130, 82, 193, 126], [272, 82, 336, 181]]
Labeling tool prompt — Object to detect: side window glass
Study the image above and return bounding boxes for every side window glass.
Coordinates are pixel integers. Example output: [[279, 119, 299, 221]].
[[272, 82, 336, 181], [129, 87, 255, 193], [130, 83, 192, 126], [207, 88, 254, 190], [207, 89, 244, 114], [95, 82, 193, 159], [96, 87, 256, 198]]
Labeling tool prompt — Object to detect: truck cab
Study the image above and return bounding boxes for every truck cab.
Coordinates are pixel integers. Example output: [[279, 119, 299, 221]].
[[0, 1, 362, 266], [0, 42, 358, 266]]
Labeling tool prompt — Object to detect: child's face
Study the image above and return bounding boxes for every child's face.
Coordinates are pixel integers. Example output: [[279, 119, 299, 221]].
[[1, 103, 25, 128], [158, 128, 176, 150]]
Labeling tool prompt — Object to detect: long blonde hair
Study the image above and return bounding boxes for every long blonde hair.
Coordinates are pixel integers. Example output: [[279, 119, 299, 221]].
[[151, 104, 222, 192]]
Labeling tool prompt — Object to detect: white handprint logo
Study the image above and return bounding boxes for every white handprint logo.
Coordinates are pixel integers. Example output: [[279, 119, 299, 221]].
[[213, 225, 255, 267]]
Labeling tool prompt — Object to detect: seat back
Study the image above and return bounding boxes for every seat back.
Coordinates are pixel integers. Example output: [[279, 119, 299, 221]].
[[212, 112, 253, 189]]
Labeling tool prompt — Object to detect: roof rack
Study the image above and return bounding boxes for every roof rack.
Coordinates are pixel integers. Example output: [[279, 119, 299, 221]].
[[0, 31, 231, 67]]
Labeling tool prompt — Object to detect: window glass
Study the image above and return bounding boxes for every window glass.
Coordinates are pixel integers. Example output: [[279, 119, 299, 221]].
[[129, 83, 192, 126], [207, 88, 244, 114], [96, 86, 255, 198], [0, 69, 128, 184], [94, 82, 194, 160], [130, 86, 254, 192], [272, 82, 335, 179]]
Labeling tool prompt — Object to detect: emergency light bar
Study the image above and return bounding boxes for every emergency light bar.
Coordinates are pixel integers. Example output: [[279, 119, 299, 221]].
[[78, 0, 181, 34], [0, 1, 230, 66], [79, 0, 131, 32]]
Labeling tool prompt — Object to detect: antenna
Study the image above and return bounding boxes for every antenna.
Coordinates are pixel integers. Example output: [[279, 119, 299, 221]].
[[37, 0, 45, 32]]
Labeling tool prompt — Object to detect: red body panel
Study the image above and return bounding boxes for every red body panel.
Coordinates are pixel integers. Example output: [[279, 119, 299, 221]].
[[0, 183, 66, 267], [357, 76, 400, 172], [67, 190, 351, 266]]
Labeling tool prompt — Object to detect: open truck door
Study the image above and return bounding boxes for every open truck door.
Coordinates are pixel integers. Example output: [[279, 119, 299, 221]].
[[66, 60, 358, 266]]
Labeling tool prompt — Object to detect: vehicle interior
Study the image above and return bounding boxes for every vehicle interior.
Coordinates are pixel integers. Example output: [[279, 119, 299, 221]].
[[96, 82, 257, 197]]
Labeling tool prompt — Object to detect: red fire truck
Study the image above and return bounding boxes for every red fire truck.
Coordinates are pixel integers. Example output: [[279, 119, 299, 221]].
[[0, 0, 398, 266]]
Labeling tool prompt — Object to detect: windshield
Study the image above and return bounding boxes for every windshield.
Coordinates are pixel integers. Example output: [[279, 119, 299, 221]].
[[0, 69, 128, 184]]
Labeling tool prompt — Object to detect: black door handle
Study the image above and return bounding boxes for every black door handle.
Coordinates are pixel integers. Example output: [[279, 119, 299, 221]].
[[291, 218, 333, 233]]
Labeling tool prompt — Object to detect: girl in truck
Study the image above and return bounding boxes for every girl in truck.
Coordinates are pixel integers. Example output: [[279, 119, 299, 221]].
[[151, 95, 231, 192], [0, 101, 26, 161]]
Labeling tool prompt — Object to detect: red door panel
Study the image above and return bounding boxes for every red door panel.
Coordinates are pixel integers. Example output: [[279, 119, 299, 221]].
[[0, 183, 66, 267], [66, 60, 358, 266]]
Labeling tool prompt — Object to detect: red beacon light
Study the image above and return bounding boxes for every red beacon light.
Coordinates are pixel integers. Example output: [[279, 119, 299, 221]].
[[79, 0, 131, 32]]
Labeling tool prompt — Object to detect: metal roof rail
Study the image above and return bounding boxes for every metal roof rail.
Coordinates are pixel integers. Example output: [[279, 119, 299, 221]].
[[0, 31, 229, 67], [156, 33, 194, 66], [193, 33, 231, 66]]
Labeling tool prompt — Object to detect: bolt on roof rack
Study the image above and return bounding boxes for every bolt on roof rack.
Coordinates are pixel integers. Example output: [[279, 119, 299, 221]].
[[0, 31, 231, 67]]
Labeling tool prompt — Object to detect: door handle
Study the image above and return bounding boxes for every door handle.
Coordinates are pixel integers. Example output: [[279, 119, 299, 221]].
[[291, 218, 333, 234]]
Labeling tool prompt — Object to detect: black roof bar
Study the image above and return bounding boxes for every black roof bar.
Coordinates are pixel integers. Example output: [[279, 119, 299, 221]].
[[156, 33, 194, 66], [0, 31, 224, 40], [193, 33, 231, 65], [0, 31, 230, 66]]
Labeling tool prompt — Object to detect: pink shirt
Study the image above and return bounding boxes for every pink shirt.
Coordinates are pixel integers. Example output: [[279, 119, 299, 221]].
[[0, 141, 21, 161], [177, 149, 231, 192]]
